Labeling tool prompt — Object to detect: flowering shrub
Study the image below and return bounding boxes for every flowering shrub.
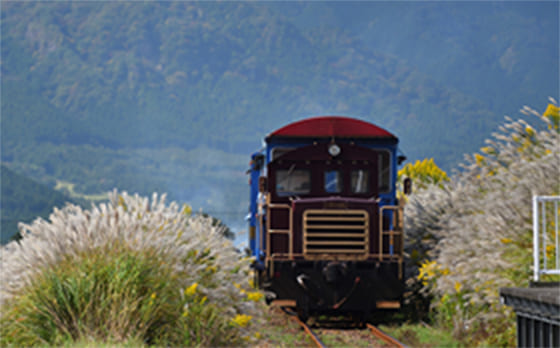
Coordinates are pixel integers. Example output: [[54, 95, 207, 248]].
[[0, 191, 264, 346], [398, 158, 450, 191], [231, 314, 253, 328], [405, 100, 560, 346]]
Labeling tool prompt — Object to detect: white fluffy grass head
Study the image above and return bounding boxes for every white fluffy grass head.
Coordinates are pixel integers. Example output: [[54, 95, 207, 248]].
[[403, 103, 559, 339], [0, 190, 255, 317]]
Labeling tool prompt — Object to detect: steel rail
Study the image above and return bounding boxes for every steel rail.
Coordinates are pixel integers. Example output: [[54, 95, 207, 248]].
[[281, 306, 406, 348], [281, 307, 326, 348], [366, 323, 407, 348], [294, 316, 326, 348]]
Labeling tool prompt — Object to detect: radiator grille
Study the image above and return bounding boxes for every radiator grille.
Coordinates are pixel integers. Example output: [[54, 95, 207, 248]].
[[303, 209, 369, 256]]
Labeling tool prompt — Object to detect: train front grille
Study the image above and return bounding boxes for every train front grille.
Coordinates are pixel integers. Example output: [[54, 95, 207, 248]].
[[303, 209, 369, 257]]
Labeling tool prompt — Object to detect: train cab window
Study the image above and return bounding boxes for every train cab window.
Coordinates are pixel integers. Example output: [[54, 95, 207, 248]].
[[271, 148, 295, 160], [351, 170, 369, 193], [324, 170, 342, 193], [378, 151, 391, 193], [276, 168, 310, 196]]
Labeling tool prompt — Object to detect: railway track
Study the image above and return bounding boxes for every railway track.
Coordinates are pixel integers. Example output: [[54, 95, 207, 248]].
[[366, 323, 407, 347], [282, 307, 407, 348]]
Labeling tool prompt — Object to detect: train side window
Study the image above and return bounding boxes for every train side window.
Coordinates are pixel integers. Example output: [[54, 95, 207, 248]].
[[276, 168, 310, 196], [324, 170, 342, 193], [351, 170, 369, 193], [378, 151, 391, 193]]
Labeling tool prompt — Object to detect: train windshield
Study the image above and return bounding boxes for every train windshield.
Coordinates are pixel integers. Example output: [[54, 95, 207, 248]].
[[351, 170, 369, 193], [324, 170, 342, 193], [276, 168, 310, 196]]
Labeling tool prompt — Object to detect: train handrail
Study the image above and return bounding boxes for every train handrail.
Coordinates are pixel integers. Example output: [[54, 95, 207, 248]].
[[379, 205, 404, 279], [266, 198, 293, 264], [533, 195, 560, 282], [378, 205, 404, 259]]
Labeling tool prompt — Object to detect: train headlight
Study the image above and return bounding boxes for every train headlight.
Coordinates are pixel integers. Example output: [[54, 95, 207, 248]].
[[328, 144, 341, 157]]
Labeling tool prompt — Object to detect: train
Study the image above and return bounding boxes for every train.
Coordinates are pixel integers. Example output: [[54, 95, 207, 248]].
[[247, 116, 410, 321]]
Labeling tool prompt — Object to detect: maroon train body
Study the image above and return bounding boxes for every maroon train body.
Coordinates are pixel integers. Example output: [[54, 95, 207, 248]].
[[247, 116, 407, 320]]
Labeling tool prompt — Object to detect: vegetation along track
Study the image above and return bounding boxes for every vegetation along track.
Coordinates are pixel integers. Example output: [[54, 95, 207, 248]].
[[366, 323, 408, 348], [282, 307, 407, 348]]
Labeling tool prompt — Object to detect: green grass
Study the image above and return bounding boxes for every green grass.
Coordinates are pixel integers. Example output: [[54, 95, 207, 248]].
[[379, 323, 461, 348], [255, 307, 311, 347], [0, 243, 241, 347], [60, 337, 146, 348]]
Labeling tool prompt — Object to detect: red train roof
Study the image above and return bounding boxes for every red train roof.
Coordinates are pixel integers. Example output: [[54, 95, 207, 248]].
[[266, 116, 396, 141]]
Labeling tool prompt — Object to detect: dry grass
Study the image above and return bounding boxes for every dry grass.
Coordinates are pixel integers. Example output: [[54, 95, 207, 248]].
[[404, 101, 559, 346], [0, 191, 264, 346]]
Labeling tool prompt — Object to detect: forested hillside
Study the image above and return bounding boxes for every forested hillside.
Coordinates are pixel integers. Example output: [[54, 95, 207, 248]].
[[1, 2, 558, 232], [0, 165, 77, 243]]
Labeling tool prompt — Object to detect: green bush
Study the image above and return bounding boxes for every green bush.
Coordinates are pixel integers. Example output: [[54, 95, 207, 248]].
[[0, 191, 263, 347], [0, 244, 242, 347]]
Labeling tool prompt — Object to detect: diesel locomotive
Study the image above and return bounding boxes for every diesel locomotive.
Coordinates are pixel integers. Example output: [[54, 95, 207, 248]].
[[247, 116, 409, 320]]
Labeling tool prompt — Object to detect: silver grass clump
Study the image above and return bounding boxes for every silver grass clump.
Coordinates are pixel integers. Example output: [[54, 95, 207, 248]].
[[0, 190, 257, 320], [404, 103, 559, 335]]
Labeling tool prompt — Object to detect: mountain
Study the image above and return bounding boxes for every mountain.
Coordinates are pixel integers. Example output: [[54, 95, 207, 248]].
[[1, 2, 558, 233], [1, 165, 78, 244]]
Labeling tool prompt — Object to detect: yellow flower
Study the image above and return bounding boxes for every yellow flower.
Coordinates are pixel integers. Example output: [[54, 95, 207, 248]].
[[200, 296, 208, 305], [185, 282, 198, 297], [474, 153, 485, 166], [230, 314, 252, 328], [544, 103, 559, 118], [546, 244, 555, 257], [150, 292, 156, 300], [500, 238, 513, 244], [398, 158, 449, 191], [454, 281, 462, 293], [182, 204, 193, 216], [248, 276, 256, 289], [246, 291, 264, 302], [543, 103, 560, 129], [417, 260, 438, 280], [254, 332, 262, 339]]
